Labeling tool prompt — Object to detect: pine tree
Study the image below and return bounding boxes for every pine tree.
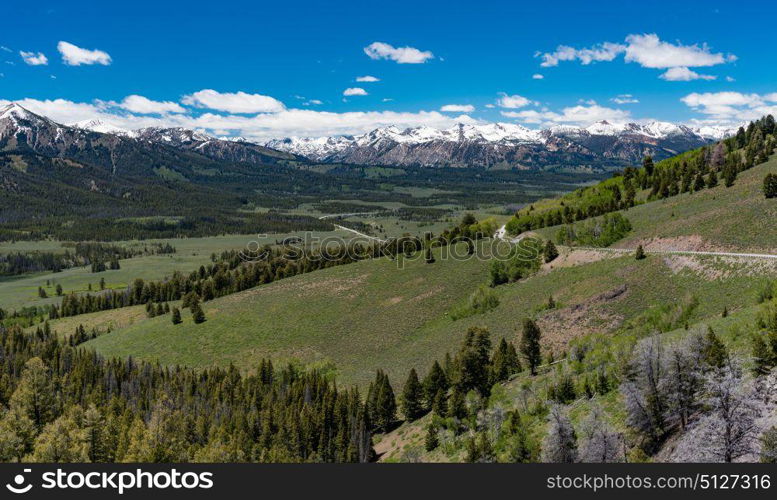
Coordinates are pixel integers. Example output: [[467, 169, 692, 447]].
[[55, 284, 63, 296], [423, 361, 449, 408], [543, 240, 559, 263], [191, 302, 206, 324], [702, 326, 728, 368], [425, 246, 435, 264], [520, 318, 542, 375], [38, 286, 47, 298], [424, 425, 439, 452], [635, 245, 646, 260], [431, 389, 448, 417], [400, 369, 425, 421], [707, 170, 718, 188], [765, 174, 777, 198], [171, 307, 182, 324]]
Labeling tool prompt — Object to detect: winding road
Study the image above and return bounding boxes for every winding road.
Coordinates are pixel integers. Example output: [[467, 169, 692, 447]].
[[494, 224, 777, 261]]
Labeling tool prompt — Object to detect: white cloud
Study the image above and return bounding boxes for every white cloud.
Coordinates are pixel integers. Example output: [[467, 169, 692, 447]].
[[382, 98, 393, 102], [659, 67, 716, 81], [181, 89, 285, 113], [364, 42, 434, 64], [725, 76, 736, 82], [0, 46, 11, 53], [20, 51, 48, 66], [680, 91, 777, 125], [304, 99, 323, 106], [532, 73, 544, 80], [503, 102, 630, 127], [119, 95, 185, 114], [2, 95, 481, 141], [440, 104, 475, 112], [624, 34, 733, 69], [485, 104, 495, 109], [611, 94, 639, 104], [57, 41, 112, 66], [538, 42, 624, 67], [356, 75, 380, 82], [536, 34, 735, 80], [343, 87, 368, 96], [496, 93, 533, 108]]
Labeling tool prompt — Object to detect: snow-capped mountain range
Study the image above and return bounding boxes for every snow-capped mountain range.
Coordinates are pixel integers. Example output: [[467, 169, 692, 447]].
[[265, 121, 735, 168], [0, 104, 298, 167], [1, 102, 735, 171]]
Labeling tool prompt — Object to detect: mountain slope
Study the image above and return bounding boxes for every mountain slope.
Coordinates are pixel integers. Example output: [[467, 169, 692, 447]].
[[266, 121, 733, 170]]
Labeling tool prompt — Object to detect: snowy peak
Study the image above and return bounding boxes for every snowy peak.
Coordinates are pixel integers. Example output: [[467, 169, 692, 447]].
[[266, 120, 732, 169], [72, 119, 134, 137]]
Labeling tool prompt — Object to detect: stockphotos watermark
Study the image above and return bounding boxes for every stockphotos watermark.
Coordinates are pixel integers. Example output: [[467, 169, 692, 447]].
[[4, 467, 213, 495], [238, 232, 541, 269]]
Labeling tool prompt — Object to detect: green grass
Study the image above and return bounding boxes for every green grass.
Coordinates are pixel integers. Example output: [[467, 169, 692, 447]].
[[0, 231, 353, 311], [80, 239, 777, 388], [536, 154, 777, 252], [84, 242, 492, 386]]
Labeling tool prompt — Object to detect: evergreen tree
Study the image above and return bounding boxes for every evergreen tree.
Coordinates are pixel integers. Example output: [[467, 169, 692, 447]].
[[707, 170, 718, 188], [491, 338, 520, 382], [702, 327, 728, 368], [520, 319, 542, 376], [765, 174, 777, 199], [171, 307, 182, 324], [400, 368, 425, 421], [431, 389, 448, 417], [424, 425, 439, 452], [635, 245, 646, 260], [543, 240, 559, 263], [191, 302, 206, 324], [424, 246, 435, 264], [38, 286, 47, 299], [55, 284, 63, 296], [423, 361, 448, 409], [369, 370, 396, 432]]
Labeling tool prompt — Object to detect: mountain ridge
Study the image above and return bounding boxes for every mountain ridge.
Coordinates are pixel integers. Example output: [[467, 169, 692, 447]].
[[266, 120, 736, 169]]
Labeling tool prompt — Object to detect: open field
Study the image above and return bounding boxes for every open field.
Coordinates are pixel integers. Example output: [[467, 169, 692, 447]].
[[0, 230, 356, 311], [77, 237, 777, 388]]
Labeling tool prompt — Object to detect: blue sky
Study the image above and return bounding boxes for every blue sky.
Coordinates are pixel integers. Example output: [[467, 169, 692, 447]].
[[2, 0, 776, 140]]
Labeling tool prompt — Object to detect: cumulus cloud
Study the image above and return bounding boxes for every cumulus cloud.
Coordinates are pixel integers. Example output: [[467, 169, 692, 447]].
[[532, 73, 544, 80], [659, 67, 716, 81], [57, 41, 112, 66], [20, 51, 48, 66], [181, 89, 285, 113], [356, 75, 380, 82], [119, 95, 185, 114], [681, 91, 777, 124], [538, 42, 624, 67], [536, 33, 734, 80], [496, 93, 533, 108], [503, 102, 630, 127], [364, 42, 434, 64], [440, 104, 475, 112], [2, 95, 482, 141], [343, 87, 368, 96]]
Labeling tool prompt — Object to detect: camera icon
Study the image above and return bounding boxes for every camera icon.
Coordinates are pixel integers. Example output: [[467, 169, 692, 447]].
[[6, 469, 33, 494]]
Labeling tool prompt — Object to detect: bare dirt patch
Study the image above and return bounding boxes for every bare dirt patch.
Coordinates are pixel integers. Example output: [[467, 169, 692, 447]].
[[533, 285, 628, 353], [543, 248, 616, 272]]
